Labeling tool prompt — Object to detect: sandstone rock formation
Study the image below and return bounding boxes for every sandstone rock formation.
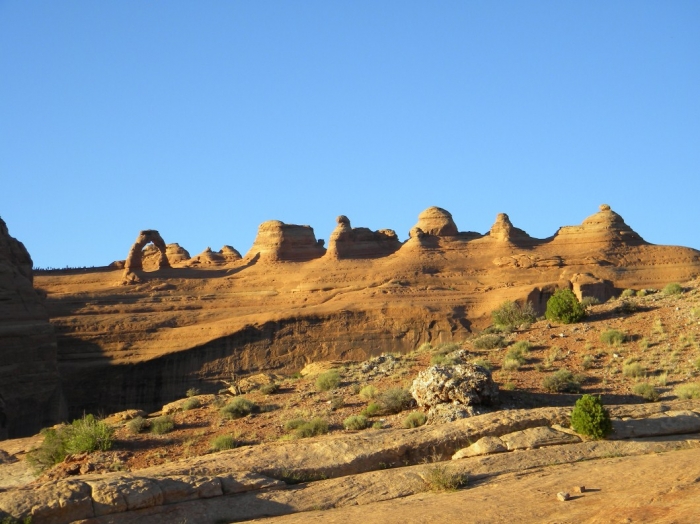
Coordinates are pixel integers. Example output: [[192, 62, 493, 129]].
[[553, 204, 646, 247], [142, 243, 191, 269], [0, 217, 65, 438], [187, 246, 242, 266], [245, 220, 326, 262], [124, 230, 170, 272], [410, 363, 499, 411], [413, 206, 458, 236], [326, 215, 401, 259], [487, 213, 533, 243]]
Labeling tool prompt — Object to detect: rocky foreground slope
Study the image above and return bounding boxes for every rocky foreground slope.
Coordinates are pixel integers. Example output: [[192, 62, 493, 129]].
[[33, 205, 700, 419]]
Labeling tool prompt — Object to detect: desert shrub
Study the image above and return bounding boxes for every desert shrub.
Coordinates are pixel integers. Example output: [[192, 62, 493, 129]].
[[430, 353, 460, 366], [0, 515, 32, 524], [502, 358, 520, 371], [491, 301, 536, 330], [472, 358, 493, 370], [220, 397, 257, 419], [637, 289, 648, 297], [372, 421, 384, 429], [600, 329, 626, 346], [343, 415, 370, 430], [423, 464, 468, 492], [287, 417, 329, 439], [315, 370, 341, 392], [330, 396, 345, 411], [361, 402, 382, 417], [473, 334, 506, 350], [150, 415, 175, 435], [284, 418, 307, 431], [623, 362, 645, 378], [359, 385, 378, 400], [126, 416, 150, 434], [506, 341, 531, 364], [663, 283, 683, 295], [570, 394, 612, 440], [633, 382, 659, 402], [417, 342, 433, 352], [620, 289, 635, 298], [182, 397, 201, 411], [581, 355, 594, 370], [434, 342, 461, 354], [581, 296, 601, 307], [674, 383, 700, 399], [260, 383, 280, 395], [403, 411, 427, 428], [619, 300, 637, 314], [377, 388, 414, 414], [542, 369, 582, 393], [28, 415, 114, 472], [186, 387, 200, 397], [545, 289, 586, 324], [210, 434, 237, 451]]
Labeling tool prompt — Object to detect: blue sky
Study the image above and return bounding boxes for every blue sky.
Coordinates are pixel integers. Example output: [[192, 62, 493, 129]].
[[1, 1, 699, 268]]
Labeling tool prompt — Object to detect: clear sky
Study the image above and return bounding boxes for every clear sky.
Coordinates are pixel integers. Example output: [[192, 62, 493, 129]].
[[1, 1, 699, 268]]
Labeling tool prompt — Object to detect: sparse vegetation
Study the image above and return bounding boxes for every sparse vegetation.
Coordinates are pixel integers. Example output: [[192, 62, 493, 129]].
[[623, 362, 645, 378], [633, 382, 659, 402], [260, 383, 280, 395], [472, 358, 493, 370], [359, 385, 378, 400], [343, 415, 370, 430], [423, 464, 468, 492], [284, 417, 329, 439], [377, 387, 414, 414], [620, 289, 635, 298], [186, 387, 200, 397], [505, 340, 531, 364], [542, 369, 582, 393], [27, 414, 115, 473], [473, 334, 507, 349], [601, 329, 626, 346], [581, 296, 601, 307], [361, 402, 382, 417], [210, 434, 237, 451], [182, 397, 201, 411], [581, 355, 594, 370], [545, 289, 586, 324], [674, 383, 700, 399], [315, 370, 341, 392], [502, 358, 521, 371], [570, 394, 612, 440], [491, 300, 536, 330], [126, 416, 150, 434], [220, 397, 257, 419], [403, 411, 427, 428], [663, 282, 683, 295], [150, 415, 175, 435]]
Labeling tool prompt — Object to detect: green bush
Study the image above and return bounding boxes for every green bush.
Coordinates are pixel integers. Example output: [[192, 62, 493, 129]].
[[423, 464, 468, 492], [502, 358, 521, 371], [600, 329, 626, 346], [620, 289, 635, 298], [182, 397, 201, 411], [581, 296, 601, 307], [150, 415, 175, 435], [377, 388, 414, 414], [545, 289, 586, 324], [542, 369, 582, 393], [632, 382, 659, 402], [27, 415, 114, 473], [473, 334, 506, 350], [663, 283, 683, 295], [285, 417, 329, 439], [358, 385, 378, 400], [343, 415, 370, 430], [622, 362, 645, 378], [570, 394, 612, 439], [471, 358, 493, 370], [186, 387, 200, 397], [126, 416, 150, 434], [491, 301, 536, 330], [210, 434, 237, 451], [260, 383, 280, 395], [674, 383, 700, 399], [220, 397, 257, 419], [315, 370, 341, 392], [361, 402, 382, 417], [330, 396, 345, 411], [403, 411, 427, 428], [505, 341, 531, 364]]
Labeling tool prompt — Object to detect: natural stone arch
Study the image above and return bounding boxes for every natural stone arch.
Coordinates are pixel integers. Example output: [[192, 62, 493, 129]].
[[124, 230, 170, 272]]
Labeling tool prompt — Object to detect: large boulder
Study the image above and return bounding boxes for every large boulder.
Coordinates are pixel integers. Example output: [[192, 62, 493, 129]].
[[244, 220, 326, 262], [326, 216, 400, 259], [413, 207, 458, 237], [410, 363, 498, 409]]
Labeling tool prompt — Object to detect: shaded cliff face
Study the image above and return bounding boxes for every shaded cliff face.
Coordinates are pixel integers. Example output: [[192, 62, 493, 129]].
[[0, 218, 65, 438], [36, 205, 700, 417]]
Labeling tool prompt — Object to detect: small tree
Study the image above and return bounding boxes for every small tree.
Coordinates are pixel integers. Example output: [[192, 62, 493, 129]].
[[570, 394, 612, 439], [545, 289, 586, 324]]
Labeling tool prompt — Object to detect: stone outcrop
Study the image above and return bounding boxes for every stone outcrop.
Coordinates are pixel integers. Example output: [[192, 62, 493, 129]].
[[413, 206, 458, 236], [124, 230, 170, 272], [142, 243, 190, 269], [553, 204, 646, 246], [326, 216, 401, 259], [410, 363, 499, 411], [0, 217, 65, 438], [487, 213, 532, 243], [188, 246, 242, 266], [245, 220, 326, 262], [570, 273, 614, 302]]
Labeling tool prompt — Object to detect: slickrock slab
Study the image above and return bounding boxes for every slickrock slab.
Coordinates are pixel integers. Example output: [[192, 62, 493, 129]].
[[500, 426, 581, 451], [611, 410, 700, 439], [451, 436, 507, 459]]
